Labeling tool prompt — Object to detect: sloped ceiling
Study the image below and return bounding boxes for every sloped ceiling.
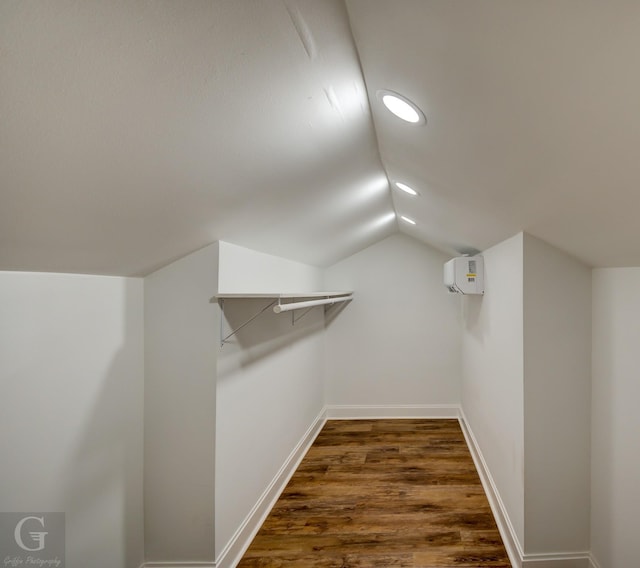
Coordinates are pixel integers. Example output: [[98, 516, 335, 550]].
[[348, 0, 640, 267], [3, 1, 640, 277], [0, 0, 394, 276]]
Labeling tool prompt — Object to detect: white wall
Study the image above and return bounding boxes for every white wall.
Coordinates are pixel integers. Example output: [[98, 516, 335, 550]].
[[591, 268, 640, 568], [216, 243, 325, 561], [323, 233, 461, 410], [0, 235, 607, 567], [0, 272, 144, 568], [218, 240, 322, 294], [461, 232, 525, 546], [522, 234, 591, 555], [144, 244, 218, 563]]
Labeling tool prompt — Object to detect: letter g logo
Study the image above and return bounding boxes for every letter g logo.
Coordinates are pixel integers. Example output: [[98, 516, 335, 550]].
[[14, 516, 48, 551]]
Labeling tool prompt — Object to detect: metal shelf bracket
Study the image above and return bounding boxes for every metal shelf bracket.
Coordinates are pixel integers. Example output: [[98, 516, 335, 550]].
[[291, 306, 315, 325], [219, 298, 277, 347], [217, 292, 353, 348]]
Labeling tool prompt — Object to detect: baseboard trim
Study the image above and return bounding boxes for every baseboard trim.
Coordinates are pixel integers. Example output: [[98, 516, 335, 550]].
[[152, 408, 596, 568], [325, 404, 460, 419], [522, 552, 592, 567], [458, 409, 524, 568], [141, 563, 216, 568], [459, 410, 597, 568], [214, 407, 327, 568], [589, 554, 602, 568]]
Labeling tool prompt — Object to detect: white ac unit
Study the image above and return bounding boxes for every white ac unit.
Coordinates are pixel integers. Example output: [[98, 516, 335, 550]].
[[444, 256, 484, 295]]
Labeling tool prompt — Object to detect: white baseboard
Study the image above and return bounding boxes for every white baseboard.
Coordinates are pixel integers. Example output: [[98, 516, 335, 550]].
[[459, 409, 596, 568], [214, 408, 327, 568], [589, 554, 602, 568], [141, 563, 215, 568], [458, 408, 524, 568], [522, 552, 592, 567], [145, 409, 597, 568], [325, 403, 460, 419]]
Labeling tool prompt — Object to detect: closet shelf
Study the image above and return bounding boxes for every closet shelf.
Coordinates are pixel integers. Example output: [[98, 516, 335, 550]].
[[215, 291, 352, 299], [216, 291, 353, 347]]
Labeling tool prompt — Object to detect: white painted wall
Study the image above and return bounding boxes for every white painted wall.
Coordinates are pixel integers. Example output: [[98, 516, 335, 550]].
[[218, 240, 323, 294], [216, 243, 325, 561], [144, 244, 219, 563], [0, 272, 144, 568], [522, 234, 591, 554], [323, 234, 461, 409], [461, 232, 525, 546], [591, 268, 640, 568], [0, 235, 602, 567]]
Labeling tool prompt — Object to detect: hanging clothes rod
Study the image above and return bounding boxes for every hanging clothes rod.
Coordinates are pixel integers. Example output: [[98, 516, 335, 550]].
[[273, 295, 353, 314]]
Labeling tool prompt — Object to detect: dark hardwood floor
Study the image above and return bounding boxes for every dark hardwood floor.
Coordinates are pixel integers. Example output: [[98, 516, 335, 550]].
[[238, 419, 511, 567]]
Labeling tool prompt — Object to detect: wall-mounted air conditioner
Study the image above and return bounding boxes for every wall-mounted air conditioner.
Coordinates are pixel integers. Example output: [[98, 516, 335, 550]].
[[444, 256, 484, 295]]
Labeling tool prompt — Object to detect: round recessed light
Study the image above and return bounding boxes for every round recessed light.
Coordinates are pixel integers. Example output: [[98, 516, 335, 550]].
[[395, 182, 418, 196], [400, 215, 416, 225], [377, 90, 426, 125]]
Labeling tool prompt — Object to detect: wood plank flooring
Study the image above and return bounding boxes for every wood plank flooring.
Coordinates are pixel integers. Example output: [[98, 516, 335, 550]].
[[238, 419, 511, 567]]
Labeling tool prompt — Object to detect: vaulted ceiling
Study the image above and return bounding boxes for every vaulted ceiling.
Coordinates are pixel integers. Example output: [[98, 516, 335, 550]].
[[2, 1, 640, 276], [349, 0, 640, 268]]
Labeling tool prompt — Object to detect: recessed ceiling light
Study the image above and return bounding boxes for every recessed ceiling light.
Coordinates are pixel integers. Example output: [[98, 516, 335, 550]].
[[401, 215, 416, 225], [376, 90, 426, 125], [395, 182, 418, 196]]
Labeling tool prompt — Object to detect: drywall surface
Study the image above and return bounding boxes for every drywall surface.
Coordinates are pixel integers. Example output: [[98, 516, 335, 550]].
[[323, 233, 461, 407], [522, 234, 591, 554], [217, 240, 323, 294], [0, 0, 393, 275], [216, 246, 325, 559], [0, 272, 144, 568], [144, 243, 218, 562], [461, 232, 525, 546], [591, 268, 640, 568]]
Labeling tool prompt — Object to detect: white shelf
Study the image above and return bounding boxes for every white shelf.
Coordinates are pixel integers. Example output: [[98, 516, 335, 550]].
[[215, 291, 352, 299], [216, 291, 353, 347]]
